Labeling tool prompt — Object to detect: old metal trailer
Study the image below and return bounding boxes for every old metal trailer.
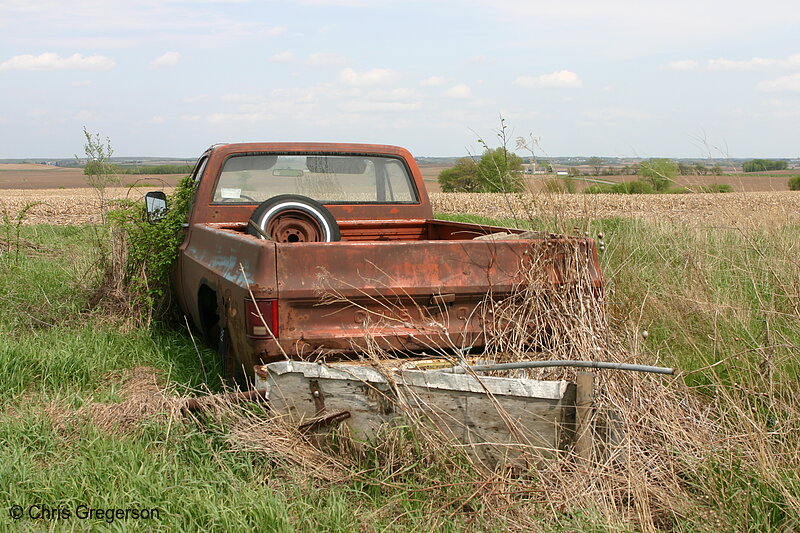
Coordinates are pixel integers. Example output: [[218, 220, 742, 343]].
[[248, 359, 673, 464]]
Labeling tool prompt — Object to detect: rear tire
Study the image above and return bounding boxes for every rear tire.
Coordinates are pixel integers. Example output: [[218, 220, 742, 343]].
[[247, 194, 340, 243]]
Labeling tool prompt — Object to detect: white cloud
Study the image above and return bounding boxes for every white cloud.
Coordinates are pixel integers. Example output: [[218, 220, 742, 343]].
[[293, 0, 426, 5], [338, 67, 398, 86], [0, 52, 115, 71], [514, 70, 582, 89], [148, 116, 167, 124], [709, 57, 777, 71], [269, 50, 294, 63], [707, 54, 800, 71], [339, 101, 422, 112], [443, 84, 471, 98], [307, 53, 346, 67], [0, 1, 274, 39], [498, 108, 539, 121], [586, 108, 650, 121], [757, 73, 800, 92], [468, 55, 494, 66], [206, 112, 265, 124], [263, 26, 286, 37], [367, 88, 420, 100], [420, 76, 445, 87], [221, 93, 258, 103], [489, 1, 800, 46], [665, 60, 700, 71], [152, 51, 181, 68], [762, 98, 787, 107], [73, 109, 102, 121], [183, 94, 208, 103]]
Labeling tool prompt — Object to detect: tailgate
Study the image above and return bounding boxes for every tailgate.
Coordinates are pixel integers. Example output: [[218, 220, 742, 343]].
[[274, 238, 601, 352]]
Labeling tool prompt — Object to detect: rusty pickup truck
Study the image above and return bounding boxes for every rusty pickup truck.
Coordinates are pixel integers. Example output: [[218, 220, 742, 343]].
[[146, 142, 602, 385]]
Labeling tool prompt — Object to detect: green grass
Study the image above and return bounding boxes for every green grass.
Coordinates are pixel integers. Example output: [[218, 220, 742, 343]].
[[0, 226, 487, 532], [1, 222, 798, 531]]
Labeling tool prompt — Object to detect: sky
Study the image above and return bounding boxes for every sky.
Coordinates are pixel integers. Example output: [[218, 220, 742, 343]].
[[1, 0, 799, 159]]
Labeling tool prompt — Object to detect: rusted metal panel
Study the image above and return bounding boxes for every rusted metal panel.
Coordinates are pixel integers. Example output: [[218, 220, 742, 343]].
[[271, 238, 521, 355], [177, 223, 278, 367], [179, 224, 601, 361], [255, 360, 577, 465], [276, 238, 531, 299]]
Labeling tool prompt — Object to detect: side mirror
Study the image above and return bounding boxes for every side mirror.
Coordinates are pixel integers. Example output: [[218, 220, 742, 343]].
[[145, 191, 168, 223]]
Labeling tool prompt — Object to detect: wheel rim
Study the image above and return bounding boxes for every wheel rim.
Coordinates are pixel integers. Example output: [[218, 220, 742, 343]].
[[265, 210, 325, 242]]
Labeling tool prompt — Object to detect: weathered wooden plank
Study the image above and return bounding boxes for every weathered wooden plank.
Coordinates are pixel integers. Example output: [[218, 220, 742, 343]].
[[574, 371, 595, 464]]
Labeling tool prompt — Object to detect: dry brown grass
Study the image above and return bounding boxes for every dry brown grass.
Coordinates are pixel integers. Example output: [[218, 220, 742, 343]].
[[44, 366, 351, 481], [279, 234, 797, 530], [261, 245, 732, 529], [46, 367, 182, 434], [431, 191, 800, 227], [0, 187, 175, 225]]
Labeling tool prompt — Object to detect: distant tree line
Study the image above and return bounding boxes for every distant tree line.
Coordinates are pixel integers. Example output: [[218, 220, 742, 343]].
[[562, 158, 725, 178], [83, 162, 192, 176], [677, 162, 723, 176], [742, 159, 788, 172]]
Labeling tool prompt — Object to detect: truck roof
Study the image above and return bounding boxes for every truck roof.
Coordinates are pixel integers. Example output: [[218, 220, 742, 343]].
[[206, 142, 415, 158]]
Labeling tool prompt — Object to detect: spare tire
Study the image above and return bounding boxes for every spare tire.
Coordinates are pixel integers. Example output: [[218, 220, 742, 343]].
[[247, 194, 341, 243]]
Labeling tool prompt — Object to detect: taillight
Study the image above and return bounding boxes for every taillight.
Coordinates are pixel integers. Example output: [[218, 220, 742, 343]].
[[245, 299, 279, 338]]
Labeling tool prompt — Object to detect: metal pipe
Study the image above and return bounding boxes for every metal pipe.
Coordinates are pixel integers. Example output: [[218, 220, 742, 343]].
[[439, 360, 674, 375]]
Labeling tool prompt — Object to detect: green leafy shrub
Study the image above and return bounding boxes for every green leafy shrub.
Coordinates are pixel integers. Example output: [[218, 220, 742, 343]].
[[437, 148, 525, 193], [584, 180, 654, 194], [698, 184, 734, 193], [476, 147, 525, 193], [0, 201, 44, 262], [639, 158, 678, 191], [789, 175, 800, 191], [106, 176, 195, 319], [543, 178, 576, 193], [437, 158, 482, 192], [116, 164, 193, 175], [669, 184, 734, 194], [743, 159, 788, 172], [583, 184, 612, 194]]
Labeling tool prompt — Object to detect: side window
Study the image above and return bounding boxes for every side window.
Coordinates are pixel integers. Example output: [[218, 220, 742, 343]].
[[193, 157, 209, 184], [384, 160, 416, 202], [187, 156, 208, 208]]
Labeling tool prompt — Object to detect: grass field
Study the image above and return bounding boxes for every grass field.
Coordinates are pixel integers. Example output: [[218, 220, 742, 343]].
[[0, 184, 798, 530]]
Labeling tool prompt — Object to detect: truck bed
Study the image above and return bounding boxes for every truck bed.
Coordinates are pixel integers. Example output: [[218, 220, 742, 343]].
[[179, 219, 602, 362]]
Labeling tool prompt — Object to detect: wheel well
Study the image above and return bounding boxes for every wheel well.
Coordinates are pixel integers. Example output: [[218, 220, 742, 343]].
[[197, 284, 219, 347]]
